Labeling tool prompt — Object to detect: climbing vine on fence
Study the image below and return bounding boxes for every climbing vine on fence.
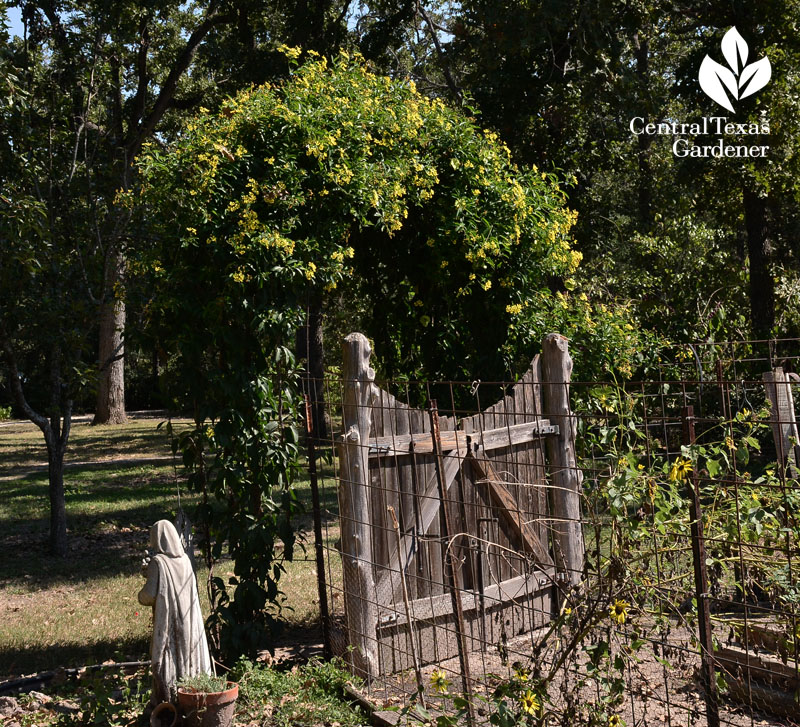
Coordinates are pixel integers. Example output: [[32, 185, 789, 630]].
[[135, 48, 598, 659]]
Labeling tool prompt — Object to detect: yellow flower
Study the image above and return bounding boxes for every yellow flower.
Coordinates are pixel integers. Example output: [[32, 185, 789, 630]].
[[725, 436, 736, 450], [668, 457, 693, 482], [305, 262, 317, 280], [609, 715, 624, 727], [277, 44, 302, 60], [519, 690, 539, 715], [430, 668, 449, 694], [506, 303, 523, 315], [609, 599, 629, 625], [513, 663, 530, 682]]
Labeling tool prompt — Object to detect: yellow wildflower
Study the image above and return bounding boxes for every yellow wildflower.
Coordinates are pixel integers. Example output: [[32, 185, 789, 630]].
[[609, 599, 629, 625], [430, 668, 449, 694], [513, 664, 530, 682], [519, 690, 539, 715], [668, 457, 693, 482]]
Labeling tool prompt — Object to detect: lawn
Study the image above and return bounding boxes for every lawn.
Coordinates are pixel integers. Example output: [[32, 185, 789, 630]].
[[0, 414, 339, 679]]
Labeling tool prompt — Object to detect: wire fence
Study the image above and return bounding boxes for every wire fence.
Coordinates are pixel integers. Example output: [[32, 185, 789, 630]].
[[303, 335, 800, 727]]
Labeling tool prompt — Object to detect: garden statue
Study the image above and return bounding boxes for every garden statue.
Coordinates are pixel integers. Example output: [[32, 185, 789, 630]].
[[138, 519, 212, 705]]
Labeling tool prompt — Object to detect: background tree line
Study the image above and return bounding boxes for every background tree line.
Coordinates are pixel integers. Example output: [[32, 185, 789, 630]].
[[1, 0, 797, 564]]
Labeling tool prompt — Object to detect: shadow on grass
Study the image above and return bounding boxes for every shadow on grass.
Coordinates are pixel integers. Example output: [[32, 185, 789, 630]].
[[0, 635, 150, 677], [2, 464, 196, 588], [1, 455, 340, 588]]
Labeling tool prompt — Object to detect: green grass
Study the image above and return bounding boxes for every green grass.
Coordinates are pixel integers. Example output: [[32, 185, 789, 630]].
[[233, 657, 367, 727], [0, 415, 340, 679], [0, 416, 201, 677], [0, 415, 179, 471]]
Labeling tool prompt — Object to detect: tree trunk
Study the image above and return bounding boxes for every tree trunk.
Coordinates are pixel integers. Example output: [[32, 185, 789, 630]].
[[94, 251, 126, 425], [297, 294, 329, 440], [634, 33, 652, 229], [1, 330, 72, 557], [47, 443, 68, 557], [742, 185, 775, 340]]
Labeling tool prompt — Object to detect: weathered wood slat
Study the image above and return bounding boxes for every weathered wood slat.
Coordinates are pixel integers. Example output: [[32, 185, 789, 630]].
[[762, 367, 800, 475], [373, 449, 463, 606], [338, 333, 380, 680], [369, 421, 557, 457], [724, 678, 800, 720], [477, 419, 558, 450], [368, 429, 466, 456], [715, 644, 800, 687], [542, 333, 585, 587], [377, 570, 555, 628], [469, 451, 553, 568]]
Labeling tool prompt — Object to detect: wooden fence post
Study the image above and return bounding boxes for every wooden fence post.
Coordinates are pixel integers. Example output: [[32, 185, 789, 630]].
[[763, 367, 800, 476], [338, 332, 379, 680], [541, 333, 585, 588]]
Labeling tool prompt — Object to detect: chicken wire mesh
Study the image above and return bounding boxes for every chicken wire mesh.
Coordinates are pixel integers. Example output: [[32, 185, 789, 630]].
[[300, 336, 800, 727]]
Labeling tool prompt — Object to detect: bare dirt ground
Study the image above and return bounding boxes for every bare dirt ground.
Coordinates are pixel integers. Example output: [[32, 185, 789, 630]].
[[353, 624, 799, 727]]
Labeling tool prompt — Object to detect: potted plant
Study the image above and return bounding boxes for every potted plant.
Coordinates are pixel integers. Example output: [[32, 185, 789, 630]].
[[177, 673, 239, 727]]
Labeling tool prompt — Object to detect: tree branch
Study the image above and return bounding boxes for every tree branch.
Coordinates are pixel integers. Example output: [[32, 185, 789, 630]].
[[416, 0, 462, 103], [129, 17, 151, 136], [126, 10, 235, 161], [0, 320, 50, 435]]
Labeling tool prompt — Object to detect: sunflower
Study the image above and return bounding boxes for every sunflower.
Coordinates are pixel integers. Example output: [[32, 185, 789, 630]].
[[609, 715, 625, 727], [609, 599, 629, 625], [513, 663, 530, 682], [519, 690, 539, 715], [430, 668, 450, 694], [668, 457, 693, 482]]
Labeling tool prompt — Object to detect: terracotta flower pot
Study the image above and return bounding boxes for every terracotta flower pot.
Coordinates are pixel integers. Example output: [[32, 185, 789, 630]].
[[177, 682, 239, 727], [150, 701, 178, 727]]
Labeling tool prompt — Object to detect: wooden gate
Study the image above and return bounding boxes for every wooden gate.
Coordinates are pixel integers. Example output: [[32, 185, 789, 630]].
[[335, 333, 584, 680]]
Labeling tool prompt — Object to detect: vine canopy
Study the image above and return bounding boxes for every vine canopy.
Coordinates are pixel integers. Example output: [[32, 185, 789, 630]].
[[137, 48, 587, 383]]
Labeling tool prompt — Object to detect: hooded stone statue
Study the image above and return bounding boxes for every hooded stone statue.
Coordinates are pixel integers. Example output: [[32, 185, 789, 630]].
[[138, 519, 212, 704]]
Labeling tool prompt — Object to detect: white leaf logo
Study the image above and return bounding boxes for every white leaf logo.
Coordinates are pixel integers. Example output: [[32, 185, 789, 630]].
[[699, 57, 738, 112], [698, 26, 771, 111], [721, 26, 748, 73], [739, 56, 771, 98]]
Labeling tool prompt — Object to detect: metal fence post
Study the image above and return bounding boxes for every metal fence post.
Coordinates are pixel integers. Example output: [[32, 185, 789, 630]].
[[682, 405, 720, 727], [430, 400, 475, 726], [304, 392, 332, 661]]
